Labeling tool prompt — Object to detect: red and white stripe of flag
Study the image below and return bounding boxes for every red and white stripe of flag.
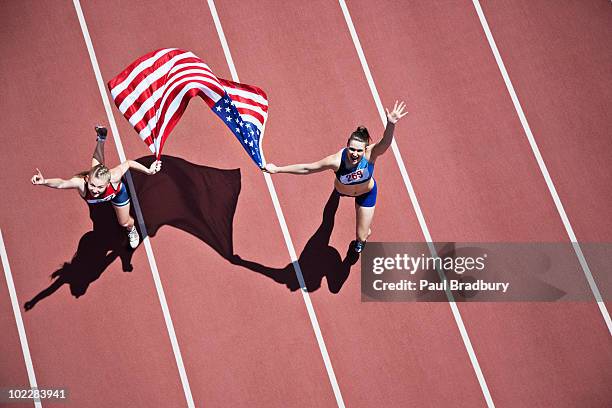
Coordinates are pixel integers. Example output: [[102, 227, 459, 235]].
[[108, 48, 268, 157]]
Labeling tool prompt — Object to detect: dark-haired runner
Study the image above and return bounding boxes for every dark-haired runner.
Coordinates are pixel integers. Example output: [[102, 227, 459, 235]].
[[264, 101, 408, 253]]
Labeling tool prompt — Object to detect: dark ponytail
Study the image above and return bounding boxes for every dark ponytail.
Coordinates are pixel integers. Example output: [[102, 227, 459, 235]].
[[348, 126, 371, 146]]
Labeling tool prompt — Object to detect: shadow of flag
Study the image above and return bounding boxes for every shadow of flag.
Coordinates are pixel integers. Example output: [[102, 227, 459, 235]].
[[131, 155, 241, 259]]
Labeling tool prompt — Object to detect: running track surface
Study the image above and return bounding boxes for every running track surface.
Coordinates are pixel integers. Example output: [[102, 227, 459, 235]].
[[1, 1, 610, 407]]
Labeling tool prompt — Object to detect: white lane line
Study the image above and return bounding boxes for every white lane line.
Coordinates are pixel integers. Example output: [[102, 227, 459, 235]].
[[471, 0, 612, 336], [72, 1, 196, 406], [338, 1, 496, 407], [207, 1, 346, 406], [1, 228, 43, 408]]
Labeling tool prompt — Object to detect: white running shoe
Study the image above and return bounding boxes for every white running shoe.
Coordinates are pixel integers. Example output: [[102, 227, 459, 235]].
[[127, 226, 140, 249]]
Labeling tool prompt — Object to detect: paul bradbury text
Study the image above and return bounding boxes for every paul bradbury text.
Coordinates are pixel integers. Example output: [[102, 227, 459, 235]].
[[371, 279, 509, 293]]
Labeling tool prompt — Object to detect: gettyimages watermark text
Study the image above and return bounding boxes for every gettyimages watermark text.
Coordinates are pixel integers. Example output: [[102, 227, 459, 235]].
[[361, 242, 611, 302]]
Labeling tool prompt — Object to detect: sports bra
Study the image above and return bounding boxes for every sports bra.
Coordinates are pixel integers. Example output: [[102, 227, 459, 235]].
[[82, 181, 122, 204], [335, 148, 375, 185]]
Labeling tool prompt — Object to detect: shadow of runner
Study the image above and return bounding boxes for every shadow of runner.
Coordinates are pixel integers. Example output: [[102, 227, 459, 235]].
[[231, 190, 359, 293], [24, 157, 357, 310], [24, 205, 134, 310], [24, 155, 241, 310]]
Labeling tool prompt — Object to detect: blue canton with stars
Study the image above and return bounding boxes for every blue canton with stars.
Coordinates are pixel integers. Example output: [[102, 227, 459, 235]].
[[212, 93, 263, 168]]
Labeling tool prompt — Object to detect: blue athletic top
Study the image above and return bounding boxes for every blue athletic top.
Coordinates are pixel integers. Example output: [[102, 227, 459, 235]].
[[335, 148, 375, 185]]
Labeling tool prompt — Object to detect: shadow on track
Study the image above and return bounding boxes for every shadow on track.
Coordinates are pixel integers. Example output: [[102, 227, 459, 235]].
[[230, 190, 359, 293], [24, 157, 356, 311], [24, 155, 241, 310], [23, 203, 135, 311]]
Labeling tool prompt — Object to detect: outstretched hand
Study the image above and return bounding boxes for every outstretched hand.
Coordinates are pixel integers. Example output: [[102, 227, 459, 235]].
[[263, 163, 278, 174], [31, 168, 45, 185], [386, 100, 408, 124], [148, 161, 162, 175]]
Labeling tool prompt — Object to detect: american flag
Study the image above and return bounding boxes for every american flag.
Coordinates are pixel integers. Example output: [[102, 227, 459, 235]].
[[108, 48, 268, 167]]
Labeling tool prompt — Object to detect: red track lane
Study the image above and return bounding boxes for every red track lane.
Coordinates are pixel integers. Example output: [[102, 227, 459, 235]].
[[0, 2, 187, 406], [215, 1, 492, 406], [2, 0, 610, 407], [0, 270, 32, 408], [79, 1, 342, 406], [478, 0, 612, 299], [477, 0, 612, 239], [348, 0, 611, 406]]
